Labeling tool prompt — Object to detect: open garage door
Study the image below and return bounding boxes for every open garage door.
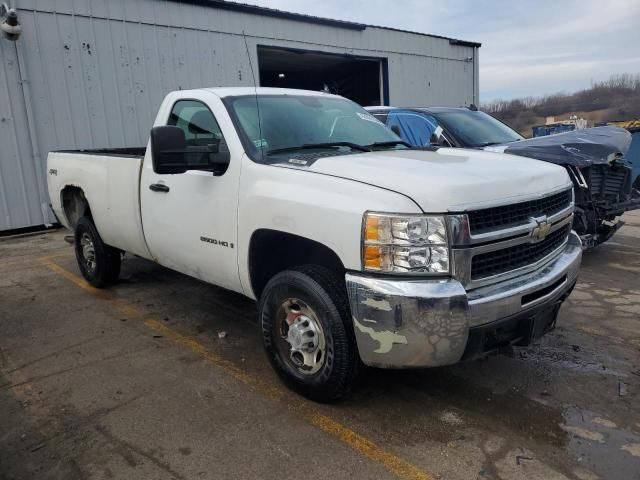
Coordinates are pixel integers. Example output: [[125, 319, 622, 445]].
[[258, 46, 385, 106]]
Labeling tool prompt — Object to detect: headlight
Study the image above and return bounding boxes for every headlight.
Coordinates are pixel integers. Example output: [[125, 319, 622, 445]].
[[362, 213, 450, 274]]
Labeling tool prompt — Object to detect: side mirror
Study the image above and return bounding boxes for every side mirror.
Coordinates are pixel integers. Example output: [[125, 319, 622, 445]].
[[150, 126, 188, 174], [150, 126, 230, 175], [390, 124, 402, 136]]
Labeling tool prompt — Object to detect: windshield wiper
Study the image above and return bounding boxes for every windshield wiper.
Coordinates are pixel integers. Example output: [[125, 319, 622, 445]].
[[266, 142, 371, 155], [473, 141, 504, 147], [365, 140, 412, 149]]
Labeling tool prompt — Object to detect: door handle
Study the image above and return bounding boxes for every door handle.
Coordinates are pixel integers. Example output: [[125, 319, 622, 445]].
[[149, 183, 170, 193]]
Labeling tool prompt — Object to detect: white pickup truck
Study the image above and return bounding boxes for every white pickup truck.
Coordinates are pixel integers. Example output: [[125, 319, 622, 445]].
[[48, 87, 582, 401]]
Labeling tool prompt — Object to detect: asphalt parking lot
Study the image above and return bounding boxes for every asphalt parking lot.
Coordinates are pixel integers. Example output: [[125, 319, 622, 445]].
[[1, 213, 639, 480]]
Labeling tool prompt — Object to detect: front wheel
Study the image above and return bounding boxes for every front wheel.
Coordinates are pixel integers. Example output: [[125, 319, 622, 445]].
[[259, 265, 357, 402], [74, 216, 121, 288]]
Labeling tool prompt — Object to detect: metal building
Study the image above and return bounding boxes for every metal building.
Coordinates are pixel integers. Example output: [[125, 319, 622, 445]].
[[0, 0, 480, 232]]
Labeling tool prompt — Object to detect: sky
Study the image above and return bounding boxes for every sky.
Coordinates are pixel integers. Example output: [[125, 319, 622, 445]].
[[241, 0, 640, 102]]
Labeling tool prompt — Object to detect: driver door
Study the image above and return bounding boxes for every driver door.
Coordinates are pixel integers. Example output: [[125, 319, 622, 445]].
[[140, 97, 242, 293]]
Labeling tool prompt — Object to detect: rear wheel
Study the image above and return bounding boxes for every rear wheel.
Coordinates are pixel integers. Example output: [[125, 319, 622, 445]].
[[259, 265, 357, 402], [74, 216, 121, 288]]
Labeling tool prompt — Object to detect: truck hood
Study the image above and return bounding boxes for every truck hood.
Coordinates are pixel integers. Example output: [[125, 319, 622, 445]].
[[305, 148, 571, 212], [484, 126, 632, 168]]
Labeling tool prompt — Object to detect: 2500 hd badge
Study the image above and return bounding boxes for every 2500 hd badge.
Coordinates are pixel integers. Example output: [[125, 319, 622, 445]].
[[200, 236, 234, 248]]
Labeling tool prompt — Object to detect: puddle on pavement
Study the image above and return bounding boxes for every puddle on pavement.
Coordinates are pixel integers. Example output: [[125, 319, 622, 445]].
[[561, 406, 640, 480], [519, 346, 630, 379]]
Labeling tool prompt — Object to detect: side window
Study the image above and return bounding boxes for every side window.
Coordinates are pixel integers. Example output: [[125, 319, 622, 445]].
[[167, 100, 228, 169], [168, 100, 225, 148]]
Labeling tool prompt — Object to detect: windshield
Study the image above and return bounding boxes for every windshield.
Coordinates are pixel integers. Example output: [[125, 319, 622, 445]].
[[225, 94, 402, 160], [434, 110, 524, 147]]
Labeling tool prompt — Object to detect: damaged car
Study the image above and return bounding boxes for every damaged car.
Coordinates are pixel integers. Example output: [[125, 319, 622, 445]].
[[367, 106, 640, 248]]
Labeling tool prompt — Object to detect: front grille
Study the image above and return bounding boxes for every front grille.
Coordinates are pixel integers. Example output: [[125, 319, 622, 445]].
[[467, 189, 572, 234], [471, 225, 571, 280], [587, 165, 631, 200]]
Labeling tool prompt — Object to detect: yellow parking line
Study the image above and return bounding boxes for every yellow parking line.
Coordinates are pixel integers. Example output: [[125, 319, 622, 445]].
[[40, 258, 101, 294], [0, 251, 73, 270], [38, 256, 434, 480], [307, 414, 434, 480], [144, 317, 433, 480], [144, 318, 284, 400]]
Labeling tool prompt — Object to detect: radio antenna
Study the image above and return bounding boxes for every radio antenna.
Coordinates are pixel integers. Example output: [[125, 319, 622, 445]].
[[242, 30, 264, 159]]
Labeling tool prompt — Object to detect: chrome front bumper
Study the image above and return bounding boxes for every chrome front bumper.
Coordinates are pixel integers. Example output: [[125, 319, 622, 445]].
[[346, 231, 582, 368]]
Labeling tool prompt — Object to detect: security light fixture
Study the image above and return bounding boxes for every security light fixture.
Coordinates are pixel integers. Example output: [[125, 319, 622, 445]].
[[0, 3, 21, 41]]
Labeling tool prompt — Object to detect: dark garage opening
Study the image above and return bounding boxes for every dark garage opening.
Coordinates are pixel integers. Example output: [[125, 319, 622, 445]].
[[258, 46, 384, 106]]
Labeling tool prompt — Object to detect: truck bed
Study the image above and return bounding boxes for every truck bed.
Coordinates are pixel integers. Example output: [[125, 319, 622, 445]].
[[47, 150, 151, 260]]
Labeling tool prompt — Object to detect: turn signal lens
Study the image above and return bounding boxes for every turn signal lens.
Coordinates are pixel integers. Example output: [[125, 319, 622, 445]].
[[365, 216, 380, 242], [364, 245, 382, 269]]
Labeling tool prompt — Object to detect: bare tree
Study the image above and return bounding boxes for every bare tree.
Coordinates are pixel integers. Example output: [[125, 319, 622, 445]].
[[481, 73, 640, 135]]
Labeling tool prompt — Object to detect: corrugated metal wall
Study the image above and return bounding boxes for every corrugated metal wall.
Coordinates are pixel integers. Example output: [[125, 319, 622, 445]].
[[0, 0, 478, 231], [0, 37, 49, 230]]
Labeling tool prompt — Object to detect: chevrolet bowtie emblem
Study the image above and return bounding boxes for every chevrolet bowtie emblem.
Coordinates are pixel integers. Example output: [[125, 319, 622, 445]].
[[531, 217, 552, 242]]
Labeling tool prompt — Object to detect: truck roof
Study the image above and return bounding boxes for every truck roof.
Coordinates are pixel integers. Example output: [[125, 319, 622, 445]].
[[197, 87, 340, 98]]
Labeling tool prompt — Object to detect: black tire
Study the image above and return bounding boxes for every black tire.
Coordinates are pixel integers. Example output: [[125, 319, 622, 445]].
[[259, 265, 357, 402], [74, 216, 121, 288]]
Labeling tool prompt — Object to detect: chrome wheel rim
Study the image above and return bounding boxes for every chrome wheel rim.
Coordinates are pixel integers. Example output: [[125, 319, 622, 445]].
[[80, 232, 97, 273], [275, 298, 326, 375]]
